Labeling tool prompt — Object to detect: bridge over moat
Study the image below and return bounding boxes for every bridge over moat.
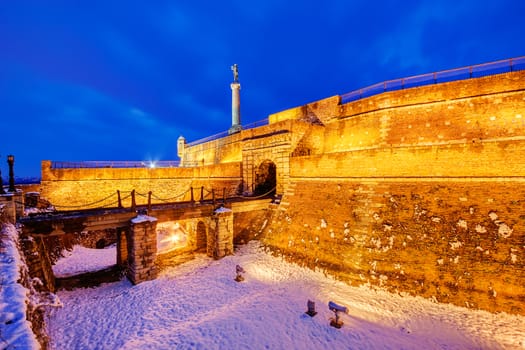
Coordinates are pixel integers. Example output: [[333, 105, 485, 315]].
[[18, 195, 274, 288]]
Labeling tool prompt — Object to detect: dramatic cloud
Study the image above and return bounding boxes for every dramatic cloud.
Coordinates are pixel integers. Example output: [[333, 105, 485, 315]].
[[1, 1, 524, 176]]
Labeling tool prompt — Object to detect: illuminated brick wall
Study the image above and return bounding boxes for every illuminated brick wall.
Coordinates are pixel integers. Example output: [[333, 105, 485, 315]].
[[264, 180, 524, 314], [40, 161, 243, 209], [37, 69, 525, 313], [261, 71, 525, 315]]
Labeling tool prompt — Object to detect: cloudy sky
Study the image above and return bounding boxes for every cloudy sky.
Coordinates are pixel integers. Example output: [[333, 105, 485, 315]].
[[1, 1, 524, 177]]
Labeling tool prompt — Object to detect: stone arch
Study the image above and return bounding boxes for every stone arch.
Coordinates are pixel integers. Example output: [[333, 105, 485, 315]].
[[254, 160, 277, 196], [96, 238, 107, 249], [196, 221, 207, 251]]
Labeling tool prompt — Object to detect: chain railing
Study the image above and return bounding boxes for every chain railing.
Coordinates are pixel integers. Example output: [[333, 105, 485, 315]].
[[24, 184, 275, 214], [341, 56, 525, 104]]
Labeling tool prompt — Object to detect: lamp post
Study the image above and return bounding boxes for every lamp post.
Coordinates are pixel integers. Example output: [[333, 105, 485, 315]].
[[7, 155, 15, 192]]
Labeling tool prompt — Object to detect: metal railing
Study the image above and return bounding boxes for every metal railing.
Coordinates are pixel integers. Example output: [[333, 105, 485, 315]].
[[341, 56, 525, 104], [51, 160, 180, 169], [186, 118, 269, 147]]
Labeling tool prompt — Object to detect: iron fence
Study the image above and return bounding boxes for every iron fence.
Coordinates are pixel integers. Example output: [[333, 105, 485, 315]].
[[341, 56, 525, 104], [51, 160, 180, 169], [186, 118, 269, 147]]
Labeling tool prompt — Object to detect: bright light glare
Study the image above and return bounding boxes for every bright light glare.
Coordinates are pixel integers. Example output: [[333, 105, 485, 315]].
[[168, 233, 181, 244], [157, 222, 187, 253]]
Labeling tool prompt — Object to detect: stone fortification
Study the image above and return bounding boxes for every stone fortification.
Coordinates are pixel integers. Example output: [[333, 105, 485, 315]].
[[37, 68, 525, 314], [40, 161, 242, 209], [260, 71, 525, 315]]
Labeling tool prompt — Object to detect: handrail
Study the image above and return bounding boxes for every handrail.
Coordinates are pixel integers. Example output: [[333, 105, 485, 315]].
[[27, 185, 270, 213], [341, 56, 525, 104], [51, 160, 180, 169], [186, 118, 269, 147]]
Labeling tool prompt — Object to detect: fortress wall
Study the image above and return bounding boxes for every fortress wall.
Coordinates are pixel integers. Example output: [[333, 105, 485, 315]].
[[320, 72, 525, 154], [291, 140, 525, 178], [338, 71, 525, 120], [40, 161, 242, 209], [183, 132, 243, 166], [262, 72, 525, 315], [183, 119, 321, 169], [263, 179, 525, 314]]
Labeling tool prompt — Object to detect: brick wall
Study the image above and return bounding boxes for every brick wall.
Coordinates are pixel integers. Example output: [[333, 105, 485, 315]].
[[262, 71, 525, 315], [263, 179, 524, 314], [40, 162, 242, 209]]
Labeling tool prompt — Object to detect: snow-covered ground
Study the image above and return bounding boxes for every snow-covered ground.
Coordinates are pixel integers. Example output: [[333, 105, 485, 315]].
[[0, 224, 39, 349], [46, 241, 525, 350], [52, 244, 117, 277]]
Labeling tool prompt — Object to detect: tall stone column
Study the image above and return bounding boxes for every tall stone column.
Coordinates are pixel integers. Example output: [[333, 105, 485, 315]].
[[208, 207, 234, 259], [229, 64, 242, 134], [127, 215, 158, 284]]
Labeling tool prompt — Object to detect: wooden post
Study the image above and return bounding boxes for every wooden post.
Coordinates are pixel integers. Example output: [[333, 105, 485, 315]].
[[147, 191, 152, 213], [222, 188, 226, 204], [131, 190, 136, 211], [190, 187, 194, 203], [200, 186, 204, 203], [212, 189, 216, 207], [117, 190, 122, 208]]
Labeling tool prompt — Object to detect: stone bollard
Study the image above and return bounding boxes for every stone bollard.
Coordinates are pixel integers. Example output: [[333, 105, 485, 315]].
[[234, 264, 245, 282], [305, 300, 317, 317]]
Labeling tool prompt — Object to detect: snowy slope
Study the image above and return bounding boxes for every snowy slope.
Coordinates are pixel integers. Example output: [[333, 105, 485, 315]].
[[0, 224, 40, 350], [52, 244, 117, 278], [46, 241, 525, 350]]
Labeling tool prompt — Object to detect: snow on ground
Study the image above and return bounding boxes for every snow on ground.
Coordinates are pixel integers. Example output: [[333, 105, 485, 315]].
[[52, 244, 117, 277], [46, 241, 525, 350], [0, 224, 40, 349]]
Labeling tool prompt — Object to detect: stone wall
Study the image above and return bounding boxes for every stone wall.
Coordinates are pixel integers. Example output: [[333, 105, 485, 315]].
[[263, 179, 524, 314], [127, 216, 158, 284], [261, 71, 525, 315], [40, 162, 242, 209], [1, 221, 50, 348], [154, 217, 207, 269], [33, 69, 525, 314], [231, 199, 274, 245], [182, 132, 244, 166]]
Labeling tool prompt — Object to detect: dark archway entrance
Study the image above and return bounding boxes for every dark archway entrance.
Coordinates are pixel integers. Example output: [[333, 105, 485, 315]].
[[254, 160, 276, 196], [196, 221, 207, 252]]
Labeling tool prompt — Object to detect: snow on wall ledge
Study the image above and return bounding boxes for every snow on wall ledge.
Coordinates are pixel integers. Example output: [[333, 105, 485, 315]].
[[0, 223, 40, 349]]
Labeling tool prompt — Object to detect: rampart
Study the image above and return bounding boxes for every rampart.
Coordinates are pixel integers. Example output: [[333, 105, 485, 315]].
[[260, 71, 525, 315], [37, 68, 525, 314], [40, 161, 242, 209]]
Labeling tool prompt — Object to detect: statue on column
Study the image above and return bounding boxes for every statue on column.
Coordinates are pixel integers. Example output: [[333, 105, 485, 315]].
[[231, 64, 239, 82]]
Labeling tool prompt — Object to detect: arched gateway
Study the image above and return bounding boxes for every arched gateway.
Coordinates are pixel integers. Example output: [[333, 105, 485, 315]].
[[254, 160, 277, 196]]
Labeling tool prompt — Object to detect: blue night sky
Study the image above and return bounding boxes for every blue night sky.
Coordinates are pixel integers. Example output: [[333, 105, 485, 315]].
[[1, 1, 524, 177]]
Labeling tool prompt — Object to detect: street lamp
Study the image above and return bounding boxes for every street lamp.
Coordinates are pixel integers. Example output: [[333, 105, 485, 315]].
[[7, 155, 15, 192]]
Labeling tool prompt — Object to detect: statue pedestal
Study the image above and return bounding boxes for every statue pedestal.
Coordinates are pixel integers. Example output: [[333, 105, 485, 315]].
[[228, 124, 242, 135]]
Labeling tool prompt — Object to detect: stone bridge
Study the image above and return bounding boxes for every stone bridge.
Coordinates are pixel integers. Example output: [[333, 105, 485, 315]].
[[19, 197, 272, 287]]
